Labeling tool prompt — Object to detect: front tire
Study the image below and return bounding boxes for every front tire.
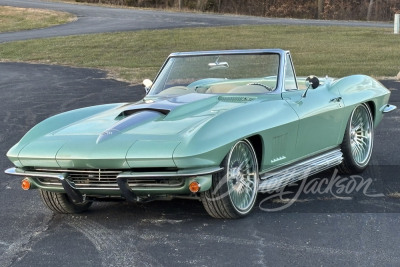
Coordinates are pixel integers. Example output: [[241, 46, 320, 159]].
[[201, 140, 259, 219], [39, 190, 92, 214], [338, 103, 374, 174]]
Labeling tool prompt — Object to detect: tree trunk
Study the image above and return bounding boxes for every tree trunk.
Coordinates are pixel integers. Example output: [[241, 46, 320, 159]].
[[197, 0, 207, 11], [367, 0, 374, 21], [318, 0, 324, 19], [374, 0, 379, 21]]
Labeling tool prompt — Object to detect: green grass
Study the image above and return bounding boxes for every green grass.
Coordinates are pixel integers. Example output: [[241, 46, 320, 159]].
[[0, 25, 399, 83], [0, 6, 76, 33]]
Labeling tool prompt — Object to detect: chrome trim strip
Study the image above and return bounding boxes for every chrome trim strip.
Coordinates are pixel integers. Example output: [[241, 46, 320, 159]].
[[116, 167, 223, 179], [5, 166, 222, 179], [5, 167, 67, 180], [258, 149, 343, 193], [169, 49, 287, 57], [381, 104, 397, 113], [57, 178, 185, 189], [35, 169, 121, 174], [259, 146, 339, 176]]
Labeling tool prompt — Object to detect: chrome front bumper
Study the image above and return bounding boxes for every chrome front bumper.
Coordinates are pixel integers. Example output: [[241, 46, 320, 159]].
[[4, 167, 222, 203]]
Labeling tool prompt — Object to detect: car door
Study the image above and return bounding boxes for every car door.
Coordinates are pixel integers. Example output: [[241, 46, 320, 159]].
[[281, 54, 345, 159], [283, 87, 345, 159]]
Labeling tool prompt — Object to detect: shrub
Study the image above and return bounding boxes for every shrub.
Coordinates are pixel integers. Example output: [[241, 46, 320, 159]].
[[75, 0, 400, 21]]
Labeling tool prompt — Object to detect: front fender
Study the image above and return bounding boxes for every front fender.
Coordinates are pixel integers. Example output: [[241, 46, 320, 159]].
[[333, 75, 391, 127], [173, 96, 299, 169], [7, 103, 125, 167]]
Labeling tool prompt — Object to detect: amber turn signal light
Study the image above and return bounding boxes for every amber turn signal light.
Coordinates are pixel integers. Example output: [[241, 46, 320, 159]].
[[189, 181, 201, 193], [21, 178, 31, 190]]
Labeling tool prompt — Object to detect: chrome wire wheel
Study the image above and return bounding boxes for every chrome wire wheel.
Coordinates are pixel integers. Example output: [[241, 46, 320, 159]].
[[200, 139, 259, 218], [349, 104, 374, 167], [226, 140, 259, 214]]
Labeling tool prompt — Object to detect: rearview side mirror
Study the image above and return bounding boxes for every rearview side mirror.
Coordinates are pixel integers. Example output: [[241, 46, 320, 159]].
[[143, 79, 153, 94], [305, 75, 320, 89], [302, 75, 320, 98]]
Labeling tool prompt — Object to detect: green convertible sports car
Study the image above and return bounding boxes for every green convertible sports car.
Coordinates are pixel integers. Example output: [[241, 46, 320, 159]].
[[5, 49, 396, 218]]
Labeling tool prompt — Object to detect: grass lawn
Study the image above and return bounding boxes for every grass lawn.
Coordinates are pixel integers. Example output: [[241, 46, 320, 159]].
[[0, 23, 399, 84], [0, 6, 76, 33]]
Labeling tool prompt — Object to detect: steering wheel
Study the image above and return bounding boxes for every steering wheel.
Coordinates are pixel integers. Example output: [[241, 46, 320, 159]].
[[247, 83, 273, 91]]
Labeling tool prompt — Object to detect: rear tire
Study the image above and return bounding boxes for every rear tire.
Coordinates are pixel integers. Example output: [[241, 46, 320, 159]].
[[338, 103, 374, 174], [39, 190, 92, 214], [201, 140, 259, 219]]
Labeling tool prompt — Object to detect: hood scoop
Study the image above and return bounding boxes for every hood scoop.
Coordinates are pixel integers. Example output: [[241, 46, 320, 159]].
[[116, 93, 217, 121], [97, 94, 218, 143], [117, 107, 170, 119], [116, 100, 185, 120], [97, 110, 163, 144]]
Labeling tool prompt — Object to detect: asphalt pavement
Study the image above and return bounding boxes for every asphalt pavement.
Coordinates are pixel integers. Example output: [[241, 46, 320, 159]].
[[0, 1, 400, 266], [0, 63, 399, 267]]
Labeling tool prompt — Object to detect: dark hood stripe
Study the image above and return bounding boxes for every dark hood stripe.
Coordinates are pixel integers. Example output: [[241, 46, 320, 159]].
[[96, 111, 163, 144]]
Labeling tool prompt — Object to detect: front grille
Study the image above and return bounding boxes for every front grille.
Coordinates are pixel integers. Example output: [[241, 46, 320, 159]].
[[69, 170, 122, 188], [37, 177, 62, 186], [34, 169, 184, 189]]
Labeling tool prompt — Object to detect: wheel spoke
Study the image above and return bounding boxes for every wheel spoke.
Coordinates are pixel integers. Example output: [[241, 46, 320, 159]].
[[227, 141, 258, 213], [349, 105, 373, 167], [357, 138, 367, 147]]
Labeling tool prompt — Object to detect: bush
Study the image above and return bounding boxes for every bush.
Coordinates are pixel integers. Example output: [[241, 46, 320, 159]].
[[75, 0, 400, 21]]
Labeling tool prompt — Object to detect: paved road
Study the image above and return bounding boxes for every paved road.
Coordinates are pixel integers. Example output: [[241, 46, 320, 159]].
[[0, 63, 399, 266], [0, 0, 393, 43]]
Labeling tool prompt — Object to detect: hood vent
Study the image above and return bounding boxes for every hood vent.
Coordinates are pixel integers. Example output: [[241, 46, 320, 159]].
[[218, 96, 256, 103]]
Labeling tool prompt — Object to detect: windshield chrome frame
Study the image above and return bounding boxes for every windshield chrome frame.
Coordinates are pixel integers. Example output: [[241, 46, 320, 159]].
[[149, 49, 288, 95], [282, 51, 299, 92]]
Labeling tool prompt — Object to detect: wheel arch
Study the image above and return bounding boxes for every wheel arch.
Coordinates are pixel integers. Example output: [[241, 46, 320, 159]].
[[337, 101, 374, 154], [338, 102, 374, 173], [366, 101, 376, 121], [246, 135, 263, 171]]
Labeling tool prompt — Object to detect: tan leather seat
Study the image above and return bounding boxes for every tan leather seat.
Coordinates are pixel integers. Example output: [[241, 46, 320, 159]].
[[228, 85, 269, 94], [158, 86, 195, 95], [205, 84, 237, 94]]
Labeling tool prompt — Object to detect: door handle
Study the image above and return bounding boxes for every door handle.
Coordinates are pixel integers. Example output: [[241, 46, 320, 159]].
[[330, 97, 342, 103]]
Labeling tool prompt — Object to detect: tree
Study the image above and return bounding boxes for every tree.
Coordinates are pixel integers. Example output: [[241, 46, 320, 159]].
[[367, 0, 374, 21], [196, 0, 205, 11], [318, 0, 324, 19]]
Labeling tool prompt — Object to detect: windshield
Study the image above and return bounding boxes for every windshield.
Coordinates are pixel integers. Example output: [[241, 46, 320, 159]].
[[148, 53, 280, 96]]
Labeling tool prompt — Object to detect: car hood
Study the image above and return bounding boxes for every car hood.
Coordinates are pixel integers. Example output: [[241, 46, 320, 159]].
[[52, 93, 220, 139], [12, 93, 261, 169]]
